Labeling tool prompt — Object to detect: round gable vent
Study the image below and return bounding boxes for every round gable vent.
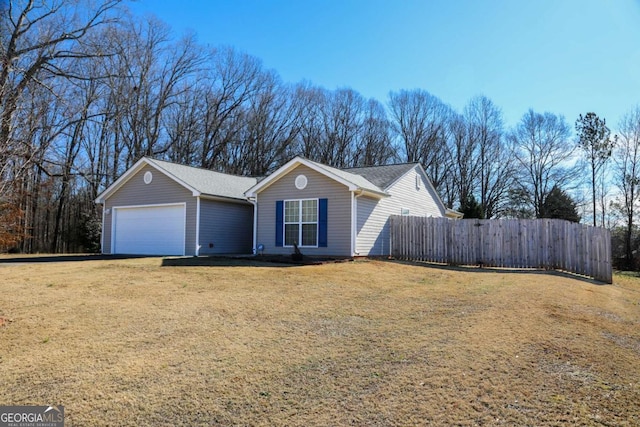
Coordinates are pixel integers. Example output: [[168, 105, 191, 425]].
[[143, 171, 153, 184], [295, 174, 308, 190]]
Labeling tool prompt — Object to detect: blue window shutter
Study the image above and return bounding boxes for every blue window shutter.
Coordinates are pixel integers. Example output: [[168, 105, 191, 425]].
[[275, 200, 284, 247], [318, 198, 328, 247]]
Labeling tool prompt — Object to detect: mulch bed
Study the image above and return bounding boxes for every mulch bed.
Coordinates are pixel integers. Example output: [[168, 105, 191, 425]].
[[243, 254, 353, 265], [160, 254, 353, 267]]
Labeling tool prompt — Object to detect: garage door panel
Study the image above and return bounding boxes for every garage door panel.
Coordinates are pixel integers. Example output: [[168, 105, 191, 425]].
[[113, 205, 185, 255]]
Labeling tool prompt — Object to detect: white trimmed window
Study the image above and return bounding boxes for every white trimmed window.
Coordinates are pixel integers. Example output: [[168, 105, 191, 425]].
[[284, 199, 318, 247]]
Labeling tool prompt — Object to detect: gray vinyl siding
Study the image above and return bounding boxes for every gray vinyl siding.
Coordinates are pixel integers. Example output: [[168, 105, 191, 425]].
[[256, 164, 352, 256], [355, 195, 384, 255], [356, 166, 445, 256], [102, 164, 197, 255], [198, 198, 253, 254]]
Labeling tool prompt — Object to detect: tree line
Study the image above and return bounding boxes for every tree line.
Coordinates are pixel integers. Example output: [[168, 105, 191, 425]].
[[1, 1, 640, 268]]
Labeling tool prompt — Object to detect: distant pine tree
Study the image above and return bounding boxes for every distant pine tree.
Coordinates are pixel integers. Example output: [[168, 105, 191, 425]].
[[459, 194, 484, 219], [575, 112, 612, 226], [540, 185, 581, 223]]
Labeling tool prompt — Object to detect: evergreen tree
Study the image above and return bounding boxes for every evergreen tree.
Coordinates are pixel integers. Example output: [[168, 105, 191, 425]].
[[540, 185, 581, 223], [575, 112, 613, 226], [459, 194, 484, 219], [502, 188, 534, 219]]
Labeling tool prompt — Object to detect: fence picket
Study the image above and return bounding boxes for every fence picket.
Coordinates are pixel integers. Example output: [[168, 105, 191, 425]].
[[390, 216, 612, 283]]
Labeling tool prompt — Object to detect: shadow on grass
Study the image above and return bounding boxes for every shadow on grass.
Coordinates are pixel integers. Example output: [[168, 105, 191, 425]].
[[161, 255, 353, 268], [0, 253, 351, 268], [162, 256, 295, 268], [383, 258, 609, 286], [0, 254, 151, 264]]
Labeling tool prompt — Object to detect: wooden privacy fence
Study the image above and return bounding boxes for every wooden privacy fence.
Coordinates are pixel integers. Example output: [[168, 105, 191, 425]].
[[390, 216, 612, 283]]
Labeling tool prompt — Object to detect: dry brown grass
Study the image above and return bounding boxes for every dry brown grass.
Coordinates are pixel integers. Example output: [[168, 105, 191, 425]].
[[0, 256, 639, 426]]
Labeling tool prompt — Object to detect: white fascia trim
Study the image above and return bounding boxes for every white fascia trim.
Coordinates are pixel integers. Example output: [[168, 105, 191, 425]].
[[95, 157, 202, 203], [359, 188, 389, 199], [144, 158, 201, 197], [95, 157, 147, 203], [245, 156, 358, 198], [199, 194, 253, 205], [446, 208, 464, 219], [195, 196, 201, 256], [414, 163, 450, 217], [384, 164, 418, 191]]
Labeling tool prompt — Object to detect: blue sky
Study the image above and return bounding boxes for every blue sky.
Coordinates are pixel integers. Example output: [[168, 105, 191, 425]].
[[130, 0, 640, 130]]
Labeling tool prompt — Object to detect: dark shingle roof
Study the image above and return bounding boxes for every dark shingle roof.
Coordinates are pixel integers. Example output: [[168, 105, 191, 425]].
[[342, 163, 417, 190]]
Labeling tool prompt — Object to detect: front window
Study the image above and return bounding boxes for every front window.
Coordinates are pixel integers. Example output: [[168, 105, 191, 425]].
[[284, 199, 318, 246]]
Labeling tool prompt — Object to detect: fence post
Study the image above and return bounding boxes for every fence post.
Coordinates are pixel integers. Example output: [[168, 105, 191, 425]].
[[390, 217, 612, 283]]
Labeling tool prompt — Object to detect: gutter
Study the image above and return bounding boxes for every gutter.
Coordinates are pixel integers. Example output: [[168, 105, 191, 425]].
[[445, 208, 464, 219]]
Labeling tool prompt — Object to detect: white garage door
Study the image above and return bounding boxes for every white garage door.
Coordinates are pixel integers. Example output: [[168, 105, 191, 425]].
[[113, 204, 185, 255]]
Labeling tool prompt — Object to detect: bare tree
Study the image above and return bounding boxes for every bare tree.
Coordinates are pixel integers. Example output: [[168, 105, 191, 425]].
[[199, 47, 264, 170], [228, 72, 302, 176], [293, 83, 328, 160], [509, 110, 577, 218], [293, 85, 381, 168], [388, 89, 453, 191], [164, 83, 205, 165], [0, 0, 123, 251], [13, 84, 61, 252], [612, 107, 640, 269], [48, 71, 103, 252], [0, 0, 122, 197], [464, 96, 512, 218], [104, 16, 205, 166], [353, 98, 397, 166], [319, 88, 365, 167], [448, 113, 476, 209]]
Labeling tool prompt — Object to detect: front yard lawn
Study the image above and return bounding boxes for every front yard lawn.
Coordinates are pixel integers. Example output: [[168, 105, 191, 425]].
[[1, 257, 639, 425]]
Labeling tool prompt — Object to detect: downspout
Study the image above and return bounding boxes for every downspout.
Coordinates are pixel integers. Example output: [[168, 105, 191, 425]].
[[100, 202, 105, 254], [249, 196, 257, 255], [195, 196, 201, 256], [388, 212, 391, 258], [111, 207, 117, 254], [352, 190, 363, 256]]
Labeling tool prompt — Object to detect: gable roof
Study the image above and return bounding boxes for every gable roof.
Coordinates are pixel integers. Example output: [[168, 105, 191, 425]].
[[308, 160, 387, 195], [348, 162, 463, 219], [244, 156, 388, 198], [343, 163, 418, 190], [95, 157, 257, 203], [145, 158, 257, 200]]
